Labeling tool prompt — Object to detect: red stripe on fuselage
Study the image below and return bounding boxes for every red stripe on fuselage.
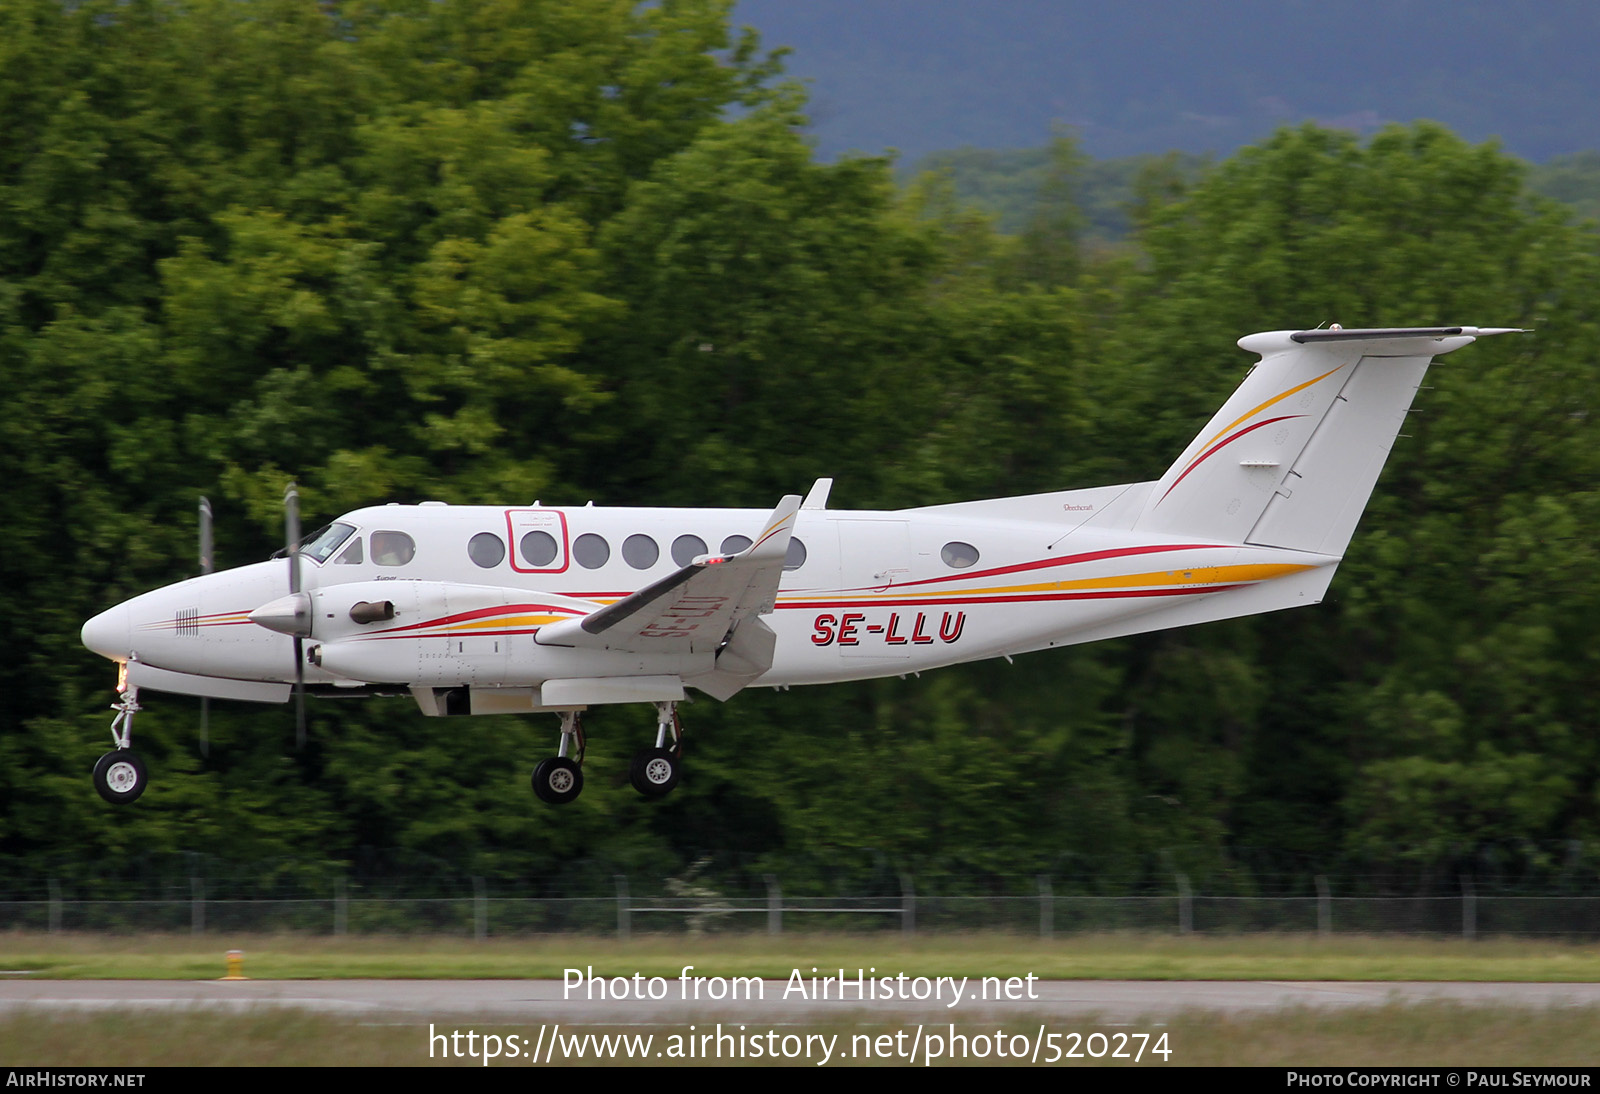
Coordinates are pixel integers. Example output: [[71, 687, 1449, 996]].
[[861, 542, 1225, 594], [776, 584, 1245, 610], [354, 626, 550, 641], [367, 603, 587, 636]]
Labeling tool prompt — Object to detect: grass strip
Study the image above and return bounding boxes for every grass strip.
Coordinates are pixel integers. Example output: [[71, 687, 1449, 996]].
[[2, 930, 1598, 982], [3, 1002, 1598, 1066]]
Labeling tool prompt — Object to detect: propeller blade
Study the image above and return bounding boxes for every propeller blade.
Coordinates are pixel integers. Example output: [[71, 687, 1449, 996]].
[[284, 483, 306, 749], [294, 636, 307, 750], [198, 497, 214, 576], [199, 496, 213, 759], [284, 483, 301, 594]]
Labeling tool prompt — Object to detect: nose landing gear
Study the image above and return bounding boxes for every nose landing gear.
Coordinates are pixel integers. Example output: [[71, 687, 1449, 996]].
[[95, 674, 148, 805]]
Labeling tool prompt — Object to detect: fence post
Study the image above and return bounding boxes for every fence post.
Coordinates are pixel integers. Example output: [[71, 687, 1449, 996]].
[[1460, 874, 1476, 941], [334, 878, 348, 936], [48, 879, 61, 933], [1037, 875, 1053, 939], [190, 877, 204, 936], [1175, 873, 1192, 935], [473, 876, 487, 942], [615, 875, 630, 940], [765, 875, 782, 936], [900, 873, 915, 936], [1316, 875, 1331, 938]]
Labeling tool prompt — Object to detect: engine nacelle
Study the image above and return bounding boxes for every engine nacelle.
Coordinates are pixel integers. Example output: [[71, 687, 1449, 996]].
[[305, 580, 710, 686], [306, 580, 583, 686]]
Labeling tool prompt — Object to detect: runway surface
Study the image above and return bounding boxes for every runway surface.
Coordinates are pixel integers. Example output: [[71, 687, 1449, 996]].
[[3, 979, 1598, 1022]]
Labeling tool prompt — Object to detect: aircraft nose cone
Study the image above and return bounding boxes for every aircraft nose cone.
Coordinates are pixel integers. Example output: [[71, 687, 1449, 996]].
[[82, 603, 132, 661], [249, 593, 312, 638]]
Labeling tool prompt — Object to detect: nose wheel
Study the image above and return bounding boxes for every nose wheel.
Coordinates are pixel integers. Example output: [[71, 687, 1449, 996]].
[[93, 749, 148, 805], [94, 676, 148, 805]]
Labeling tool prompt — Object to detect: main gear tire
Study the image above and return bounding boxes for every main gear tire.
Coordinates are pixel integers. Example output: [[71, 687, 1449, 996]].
[[531, 757, 583, 805], [628, 747, 680, 798]]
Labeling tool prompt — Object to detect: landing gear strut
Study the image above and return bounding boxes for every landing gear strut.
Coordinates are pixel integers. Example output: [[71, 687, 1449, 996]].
[[95, 674, 148, 805], [531, 710, 585, 805], [629, 702, 682, 798]]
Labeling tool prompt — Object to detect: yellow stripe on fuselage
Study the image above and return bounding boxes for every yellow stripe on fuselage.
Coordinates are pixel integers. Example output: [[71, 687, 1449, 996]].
[[442, 613, 572, 632], [778, 563, 1315, 604]]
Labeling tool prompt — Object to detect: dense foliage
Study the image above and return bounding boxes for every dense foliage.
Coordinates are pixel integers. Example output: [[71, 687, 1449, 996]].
[[2, 0, 1597, 897], [914, 143, 1600, 244]]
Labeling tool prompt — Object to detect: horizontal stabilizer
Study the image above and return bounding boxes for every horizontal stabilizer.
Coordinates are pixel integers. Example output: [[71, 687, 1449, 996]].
[[1135, 326, 1522, 549], [1289, 326, 1524, 344]]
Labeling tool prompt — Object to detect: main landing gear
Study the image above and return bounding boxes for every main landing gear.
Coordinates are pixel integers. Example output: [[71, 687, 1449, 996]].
[[531, 710, 585, 805], [529, 702, 685, 805], [628, 702, 682, 799], [95, 679, 148, 805]]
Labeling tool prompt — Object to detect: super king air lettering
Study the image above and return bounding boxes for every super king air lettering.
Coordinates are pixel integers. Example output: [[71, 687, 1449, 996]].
[[811, 611, 966, 646], [80, 326, 1525, 809]]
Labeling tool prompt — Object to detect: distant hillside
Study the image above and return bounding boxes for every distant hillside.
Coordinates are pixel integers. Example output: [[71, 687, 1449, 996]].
[[907, 146, 1208, 242], [909, 143, 1600, 244], [1528, 152, 1600, 224]]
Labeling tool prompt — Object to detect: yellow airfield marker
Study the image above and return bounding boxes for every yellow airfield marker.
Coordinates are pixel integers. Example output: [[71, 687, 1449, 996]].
[[220, 949, 248, 981]]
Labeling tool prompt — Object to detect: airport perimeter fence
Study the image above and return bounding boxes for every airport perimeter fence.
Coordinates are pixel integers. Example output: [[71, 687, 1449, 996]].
[[5, 877, 1600, 939]]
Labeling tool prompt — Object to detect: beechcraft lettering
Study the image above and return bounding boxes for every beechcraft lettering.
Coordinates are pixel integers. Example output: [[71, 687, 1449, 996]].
[[82, 326, 1523, 807]]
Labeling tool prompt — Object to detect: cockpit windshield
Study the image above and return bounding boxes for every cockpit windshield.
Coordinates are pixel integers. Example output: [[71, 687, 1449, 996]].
[[299, 522, 356, 564]]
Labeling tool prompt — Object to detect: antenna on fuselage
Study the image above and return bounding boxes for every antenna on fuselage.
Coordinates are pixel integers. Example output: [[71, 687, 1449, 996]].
[[285, 483, 307, 750], [198, 497, 213, 758]]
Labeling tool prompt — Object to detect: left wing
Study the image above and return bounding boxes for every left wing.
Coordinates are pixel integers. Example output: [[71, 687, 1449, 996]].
[[534, 494, 802, 655]]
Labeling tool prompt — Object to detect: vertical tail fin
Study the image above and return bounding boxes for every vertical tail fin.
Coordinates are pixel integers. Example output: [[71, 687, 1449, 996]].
[[1134, 327, 1521, 552]]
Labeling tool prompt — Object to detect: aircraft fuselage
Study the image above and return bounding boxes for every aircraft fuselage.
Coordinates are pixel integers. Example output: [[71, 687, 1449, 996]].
[[82, 494, 1336, 702]]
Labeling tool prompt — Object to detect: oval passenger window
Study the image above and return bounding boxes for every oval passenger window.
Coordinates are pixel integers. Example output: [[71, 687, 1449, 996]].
[[468, 532, 505, 568], [520, 530, 558, 568], [622, 534, 659, 569], [941, 541, 980, 568], [573, 533, 610, 569], [672, 534, 708, 567], [784, 538, 806, 572]]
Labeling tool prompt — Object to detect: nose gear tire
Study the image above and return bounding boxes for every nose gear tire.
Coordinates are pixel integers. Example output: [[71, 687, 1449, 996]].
[[93, 749, 148, 805]]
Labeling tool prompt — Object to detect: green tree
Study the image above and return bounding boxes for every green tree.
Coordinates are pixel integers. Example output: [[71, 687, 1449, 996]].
[[1111, 122, 1600, 870]]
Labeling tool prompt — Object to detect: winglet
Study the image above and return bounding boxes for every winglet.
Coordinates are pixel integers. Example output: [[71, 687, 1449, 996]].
[[746, 494, 803, 561], [802, 478, 833, 510]]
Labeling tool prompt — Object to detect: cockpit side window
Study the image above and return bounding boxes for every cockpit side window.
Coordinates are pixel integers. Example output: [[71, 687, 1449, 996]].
[[302, 522, 356, 564], [333, 537, 364, 565], [372, 530, 416, 566]]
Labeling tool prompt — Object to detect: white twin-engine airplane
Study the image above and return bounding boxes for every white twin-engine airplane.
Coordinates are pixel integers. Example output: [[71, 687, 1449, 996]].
[[81, 326, 1519, 806]]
